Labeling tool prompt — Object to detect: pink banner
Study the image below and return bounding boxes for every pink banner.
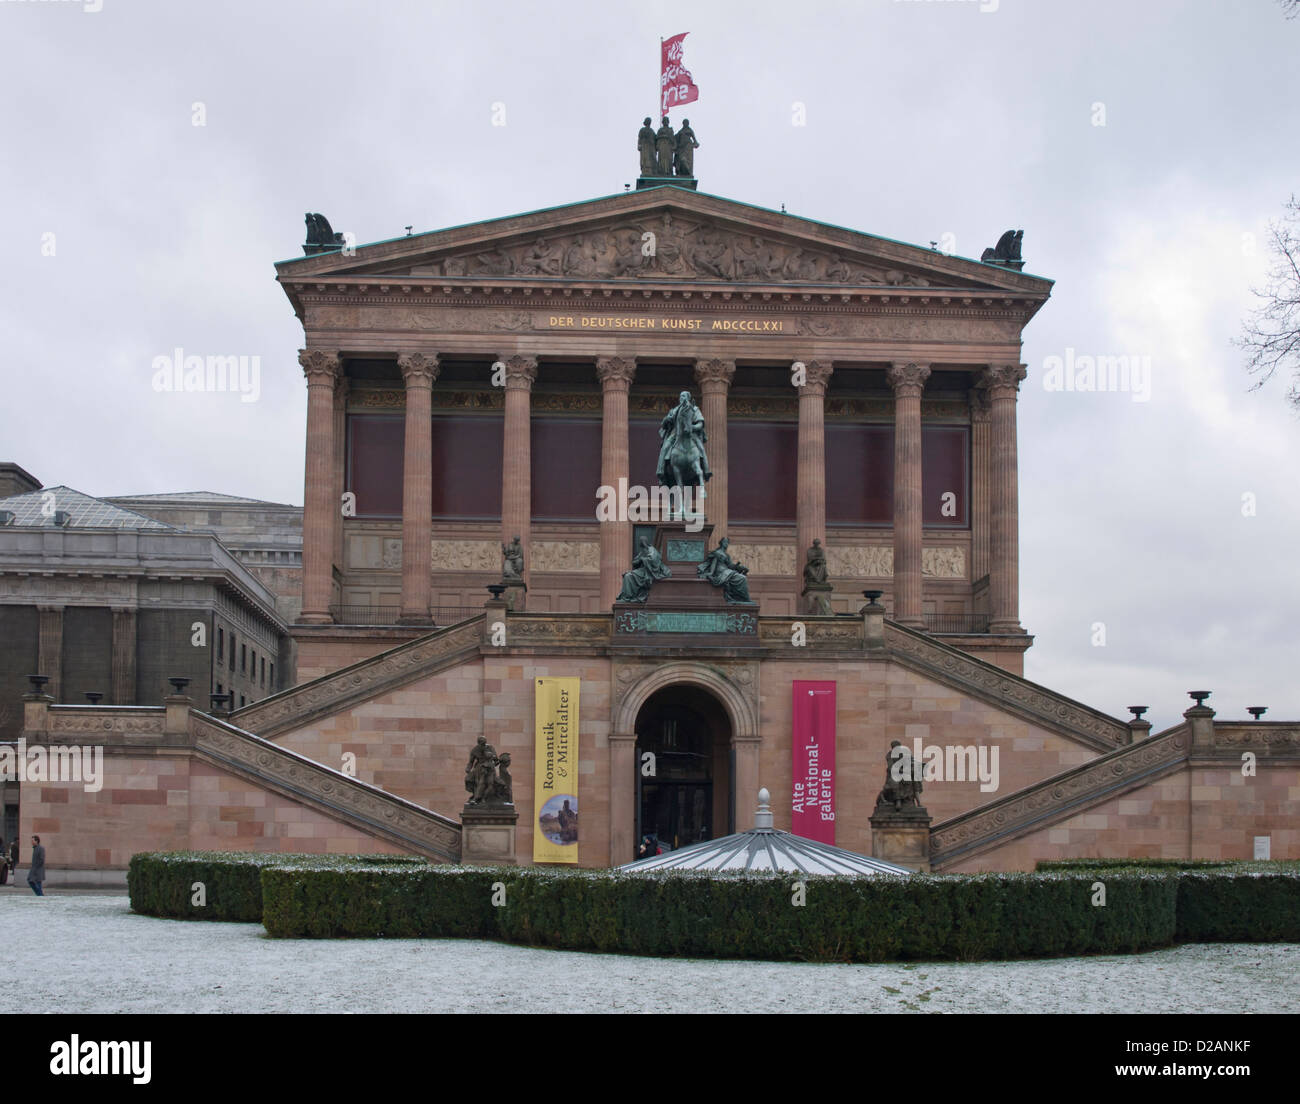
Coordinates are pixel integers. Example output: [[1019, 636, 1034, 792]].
[[791, 681, 836, 844], [661, 32, 699, 115]]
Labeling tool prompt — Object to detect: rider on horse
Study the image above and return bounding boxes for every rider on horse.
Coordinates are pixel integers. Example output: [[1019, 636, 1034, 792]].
[[656, 391, 712, 489]]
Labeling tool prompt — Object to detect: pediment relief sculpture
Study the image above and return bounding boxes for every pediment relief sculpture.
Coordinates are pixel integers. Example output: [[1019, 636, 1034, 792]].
[[390, 214, 949, 288]]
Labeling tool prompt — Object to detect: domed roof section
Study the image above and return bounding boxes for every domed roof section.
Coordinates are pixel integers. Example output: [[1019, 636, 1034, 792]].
[[621, 788, 913, 876]]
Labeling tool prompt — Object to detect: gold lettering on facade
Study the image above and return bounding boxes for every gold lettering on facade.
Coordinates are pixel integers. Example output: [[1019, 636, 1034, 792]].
[[544, 315, 782, 333]]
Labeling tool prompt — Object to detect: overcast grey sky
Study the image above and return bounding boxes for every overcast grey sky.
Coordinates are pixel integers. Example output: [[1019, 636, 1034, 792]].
[[2, 0, 1297, 729]]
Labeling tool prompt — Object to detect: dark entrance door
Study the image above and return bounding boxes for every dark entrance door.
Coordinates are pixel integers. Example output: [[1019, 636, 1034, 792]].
[[636, 701, 713, 854]]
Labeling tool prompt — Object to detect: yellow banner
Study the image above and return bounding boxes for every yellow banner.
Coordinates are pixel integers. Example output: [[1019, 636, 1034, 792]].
[[533, 677, 580, 864]]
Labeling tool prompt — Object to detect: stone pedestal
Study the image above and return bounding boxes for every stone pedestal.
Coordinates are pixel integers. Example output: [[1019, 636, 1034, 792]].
[[802, 582, 833, 615], [461, 804, 519, 865], [636, 175, 697, 191], [501, 580, 527, 612], [611, 520, 758, 646], [869, 806, 932, 872]]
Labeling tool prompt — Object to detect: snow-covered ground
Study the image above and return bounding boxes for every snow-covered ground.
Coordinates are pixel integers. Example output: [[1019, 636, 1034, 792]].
[[3, 893, 1296, 1014]]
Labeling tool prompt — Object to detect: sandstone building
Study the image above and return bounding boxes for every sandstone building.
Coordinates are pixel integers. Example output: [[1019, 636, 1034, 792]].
[[8, 186, 1296, 880]]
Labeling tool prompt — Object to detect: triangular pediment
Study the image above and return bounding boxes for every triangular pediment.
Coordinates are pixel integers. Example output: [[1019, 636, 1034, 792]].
[[276, 188, 1051, 299]]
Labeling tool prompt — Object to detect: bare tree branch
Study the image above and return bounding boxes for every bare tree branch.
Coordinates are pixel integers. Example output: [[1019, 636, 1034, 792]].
[[1235, 195, 1300, 409]]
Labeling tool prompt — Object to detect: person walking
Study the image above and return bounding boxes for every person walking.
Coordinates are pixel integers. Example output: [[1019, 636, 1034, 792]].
[[0, 838, 7, 885], [27, 835, 45, 896]]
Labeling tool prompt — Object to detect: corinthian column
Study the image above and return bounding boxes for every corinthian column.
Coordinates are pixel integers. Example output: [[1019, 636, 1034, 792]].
[[501, 355, 538, 589], [597, 356, 636, 608], [796, 359, 833, 570], [298, 349, 341, 624], [398, 352, 439, 624], [694, 358, 735, 539], [888, 361, 931, 628], [969, 384, 991, 585], [981, 363, 1028, 633]]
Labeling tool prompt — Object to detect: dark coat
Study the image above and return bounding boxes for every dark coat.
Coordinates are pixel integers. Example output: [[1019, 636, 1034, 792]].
[[28, 844, 45, 883]]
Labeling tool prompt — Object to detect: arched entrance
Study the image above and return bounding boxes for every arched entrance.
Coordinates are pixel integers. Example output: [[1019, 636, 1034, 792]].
[[634, 685, 732, 855]]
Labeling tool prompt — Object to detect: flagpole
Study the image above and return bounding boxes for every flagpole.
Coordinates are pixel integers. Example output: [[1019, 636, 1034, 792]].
[[658, 36, 662, 119]]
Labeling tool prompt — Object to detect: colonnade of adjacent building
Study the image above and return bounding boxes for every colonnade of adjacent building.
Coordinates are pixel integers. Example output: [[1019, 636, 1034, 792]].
[[297, 349, 1025, 632]]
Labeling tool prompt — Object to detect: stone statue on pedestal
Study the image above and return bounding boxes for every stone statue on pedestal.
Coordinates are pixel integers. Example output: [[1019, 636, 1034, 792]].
[[617, 537, 671, 603], [802, 538, 833, 615], [875, 740, 925, 812], [465, 735, 513, 806], [804, 539, 828, 585], [501, 536, 524, 581]]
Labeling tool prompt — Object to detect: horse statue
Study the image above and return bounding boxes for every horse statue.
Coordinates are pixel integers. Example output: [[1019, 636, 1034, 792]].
[[655, 391, 712, 499]]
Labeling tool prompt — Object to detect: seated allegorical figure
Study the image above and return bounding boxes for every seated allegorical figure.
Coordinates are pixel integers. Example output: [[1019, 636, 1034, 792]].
[[616, 537, 671, 602], [697, 537, 752, 603]]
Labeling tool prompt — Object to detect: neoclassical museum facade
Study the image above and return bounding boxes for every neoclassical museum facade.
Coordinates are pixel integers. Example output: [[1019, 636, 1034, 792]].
[[13, 186, 1298, 878]]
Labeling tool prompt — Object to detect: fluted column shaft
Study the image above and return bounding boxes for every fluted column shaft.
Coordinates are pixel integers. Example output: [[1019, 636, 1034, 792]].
[[111, 607, 137, 705], [597, 357, 636, 608], [982, 363, 1027, 632], [501, 356, 538, 586], [888, 362, 931, 628], [398, 353, 439, 623], [298, 349, 341, 624], [970, 385, 991, 584], [333, 374, 349, 581], [694, 358, 735, 539], [796, 360, 833, 575]]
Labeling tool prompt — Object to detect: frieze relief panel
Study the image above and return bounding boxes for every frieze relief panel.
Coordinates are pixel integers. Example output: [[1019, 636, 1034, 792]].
[[384, 214, 948, 287], [726, 544, 796, 576], [531, 541, 600, 574], [823, 546, 966, 579], [430, 540, 499, 572], [1210, 725, 1300, 752]]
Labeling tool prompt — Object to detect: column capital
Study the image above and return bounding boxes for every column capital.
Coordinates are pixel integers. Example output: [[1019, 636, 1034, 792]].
[[979, 362, 1028, 396], [596, 356, 637, 388], [298, 348, 341, 383], [887, 362, 931, 397], [796, 359, 833, 396], [969, 384, 992, 421], [693, 357, 736, 389], [502, 354, 539, 391], [398, 351, 440, 386], [334, 373, 350, 400]]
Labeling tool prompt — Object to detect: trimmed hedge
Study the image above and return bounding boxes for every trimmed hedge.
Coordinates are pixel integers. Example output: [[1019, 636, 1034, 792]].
[[1037, 859, 1235, 873], [1175, 873, 1300, 942], [128, 851, 430, 922], [260, 865, 1178, 962], [133, 851, 1300, 960], [260, 865, 500, 939]]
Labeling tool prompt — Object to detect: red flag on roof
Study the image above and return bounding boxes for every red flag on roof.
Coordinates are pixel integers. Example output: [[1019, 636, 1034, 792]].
[[660, 32, 699, 115]]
